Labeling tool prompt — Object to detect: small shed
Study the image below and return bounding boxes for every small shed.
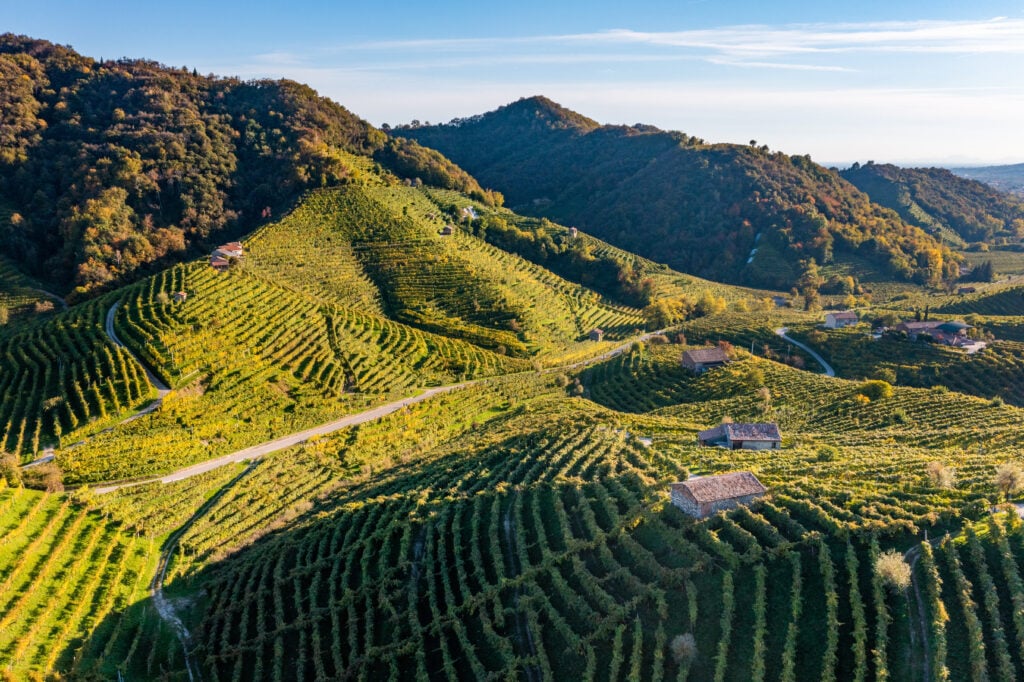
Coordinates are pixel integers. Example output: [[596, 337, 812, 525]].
[[440, 225, 454, 236], [568, 226, 578, 239], [210, 256, 230, 271], [698, 423, 781, 450], [172, 291, 188, 303], [670, 472, 767, 519], [589, 328, 605, 342], [824, 311, 858, 329], [681, 347, 730, 373]]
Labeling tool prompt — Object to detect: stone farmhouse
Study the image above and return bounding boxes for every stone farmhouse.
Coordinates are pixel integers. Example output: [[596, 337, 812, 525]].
[[698, 422, 782, 450], [824, 311, 858, 329], [669, 471, 767, 519], [681, 347, 730, 373]]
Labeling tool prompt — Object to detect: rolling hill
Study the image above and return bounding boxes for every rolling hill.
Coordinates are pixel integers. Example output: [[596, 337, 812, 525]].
[[841, 162, 1024, 246], [6, 33, 1024, 682], [0, 34, 496, 295], [398, 96, 959, 290]]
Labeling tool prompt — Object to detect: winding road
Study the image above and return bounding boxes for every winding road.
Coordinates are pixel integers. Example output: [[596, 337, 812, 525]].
[[775, 327, 836, 377]]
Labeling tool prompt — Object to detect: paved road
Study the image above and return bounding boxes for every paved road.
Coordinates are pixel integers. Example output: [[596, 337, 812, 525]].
[[775, 327, 836, 377], [91, 331, 664, 495]]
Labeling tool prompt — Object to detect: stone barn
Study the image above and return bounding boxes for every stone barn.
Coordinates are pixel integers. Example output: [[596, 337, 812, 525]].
[[824, 311, 858, 329], [670, 472, 767, 519], [698, 423, 781, 450], [681, 347, 730, 373]]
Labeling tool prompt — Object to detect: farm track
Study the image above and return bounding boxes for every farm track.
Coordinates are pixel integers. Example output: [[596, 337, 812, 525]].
[[91, 330, 667, 494], [153, 463, 258, 682]]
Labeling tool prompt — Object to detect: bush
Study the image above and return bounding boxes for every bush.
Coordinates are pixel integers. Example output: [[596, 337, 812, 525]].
[[817, 445, 838, 462], [995, 464, 1024, 499], [670, 633, 698, 664], [926, 461, 955, 489], [875, 549, 911, 591], [858, 380, 893, 401]]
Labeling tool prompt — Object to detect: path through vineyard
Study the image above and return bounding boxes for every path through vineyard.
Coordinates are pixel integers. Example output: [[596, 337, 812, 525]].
[[903, 541, 933, 682], [152, 463, 258, 682]]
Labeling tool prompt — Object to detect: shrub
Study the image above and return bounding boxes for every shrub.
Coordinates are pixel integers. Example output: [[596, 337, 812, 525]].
[[926, 461, 955, 489], [995, 463, 1024, 499], [670, 633, 698, 664], [875, 549, 911, 591], [858, 380, 893, 401], [817, 446, 838, 462]]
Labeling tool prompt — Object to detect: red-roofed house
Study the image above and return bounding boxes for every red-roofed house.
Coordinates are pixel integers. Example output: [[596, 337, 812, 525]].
[[824, 311, 858, 329]]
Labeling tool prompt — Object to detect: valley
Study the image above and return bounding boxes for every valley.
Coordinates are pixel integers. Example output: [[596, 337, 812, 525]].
[[1, 33, 1024, 682]]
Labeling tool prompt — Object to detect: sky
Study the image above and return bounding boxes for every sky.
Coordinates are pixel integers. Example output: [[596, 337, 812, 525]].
[[6, 0, 1024, 166]]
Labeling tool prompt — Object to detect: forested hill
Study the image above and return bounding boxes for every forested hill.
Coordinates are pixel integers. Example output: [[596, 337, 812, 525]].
[[399, 96, 959, 289], [0, 34, 496, 295], [841, 162, 1024, 247]]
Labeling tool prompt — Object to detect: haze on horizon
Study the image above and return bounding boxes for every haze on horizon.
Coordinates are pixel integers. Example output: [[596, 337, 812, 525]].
[[6, 0, 1024, 167]]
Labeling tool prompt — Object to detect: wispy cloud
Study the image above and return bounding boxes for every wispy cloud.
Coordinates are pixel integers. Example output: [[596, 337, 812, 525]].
[[335, 17, 1024, 69]]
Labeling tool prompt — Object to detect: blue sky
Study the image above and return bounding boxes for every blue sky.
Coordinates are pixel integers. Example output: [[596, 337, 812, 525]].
[[7, 1, 1024, 165]]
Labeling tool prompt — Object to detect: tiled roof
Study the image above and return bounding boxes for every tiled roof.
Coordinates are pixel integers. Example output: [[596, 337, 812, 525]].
[[699, 423, 781, 442], [829, 311, 857, 320], [671, 471, 767, 504], [682, 347, 730, 364]]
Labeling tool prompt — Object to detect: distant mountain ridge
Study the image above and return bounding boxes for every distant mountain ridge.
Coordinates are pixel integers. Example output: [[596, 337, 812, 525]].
[[840, 162, 1024, 246], [399, 96, 960, 289], [950, 163, 1024, 197]]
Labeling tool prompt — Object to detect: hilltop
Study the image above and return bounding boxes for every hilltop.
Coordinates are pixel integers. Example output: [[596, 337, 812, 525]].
[[399, 96, 959, 290], [0, 34, 496, 296], [841, 162, 1024, 247]]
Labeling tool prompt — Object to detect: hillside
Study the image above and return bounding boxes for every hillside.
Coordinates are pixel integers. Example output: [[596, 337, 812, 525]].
[[841, 162, 1024, 246], [11, 344, 1024, 679], [0, 34, 494, 295], [399, 96, 959, 290]]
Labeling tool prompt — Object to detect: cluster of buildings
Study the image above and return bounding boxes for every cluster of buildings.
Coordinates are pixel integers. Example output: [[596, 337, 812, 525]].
[[210, 242, 243, 271]]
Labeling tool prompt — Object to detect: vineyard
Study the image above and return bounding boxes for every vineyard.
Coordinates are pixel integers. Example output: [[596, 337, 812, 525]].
[[784, 325, 1024, 407], [0, 255, 59, 323], [0, 296, 156, 460], [162, 382, 1023, 682], [6, 143, 1024, 682], [57, 260, 526, 484], [0, 487, 159, 679]]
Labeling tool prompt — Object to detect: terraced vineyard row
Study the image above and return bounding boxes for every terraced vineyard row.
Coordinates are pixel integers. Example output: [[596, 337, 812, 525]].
[[179, 403, 955, 681], [0, 487, 165, 679], [0, 255, 58, 322], [927, 514, 1024, 682], [58, 263, 525, 484], [788, 326, 1024, 406], [0, 297, 155, 459], [939, 284, 1024, 316], [585, 345, 1024, 454]]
